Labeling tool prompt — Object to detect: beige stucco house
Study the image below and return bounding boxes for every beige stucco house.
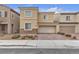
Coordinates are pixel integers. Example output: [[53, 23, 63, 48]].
[[0, 5, 20, 34], [20, 7, 38, 34], [19, 7, 79, 34]]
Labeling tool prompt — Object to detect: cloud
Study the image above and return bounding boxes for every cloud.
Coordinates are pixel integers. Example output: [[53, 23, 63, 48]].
[[13, 8, 20, 13], [47, 7, 63, 12], [39, 7, 64, 13], [13, 6, 77, 13]]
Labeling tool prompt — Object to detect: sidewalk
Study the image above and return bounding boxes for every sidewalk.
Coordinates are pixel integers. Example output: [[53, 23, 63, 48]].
[[0, 40, 79, 49]]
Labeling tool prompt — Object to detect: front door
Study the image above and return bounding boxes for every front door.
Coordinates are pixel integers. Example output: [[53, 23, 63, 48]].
[[1, 24, 7, 34], [11, 24, 13, 33]]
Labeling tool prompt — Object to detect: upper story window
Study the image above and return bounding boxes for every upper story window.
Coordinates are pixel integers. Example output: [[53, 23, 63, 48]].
[[0, 11, 7, 17], [66, 16, 70, 21], [0, 12, 2, 17], [25, 23, 31, 29], [44, 15, 48, 20], [5, 11, 7, 17], [12, 14, 14, 18], [25, 11, 32, 17]]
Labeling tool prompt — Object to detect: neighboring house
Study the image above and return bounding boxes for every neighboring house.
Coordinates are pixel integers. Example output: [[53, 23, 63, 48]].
[[19, 7, 79, 34], [0, 5, 20, 34], [58, 12, 79, 33]]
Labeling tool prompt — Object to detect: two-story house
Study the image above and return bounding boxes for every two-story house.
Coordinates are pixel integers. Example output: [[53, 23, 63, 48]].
[[19, 7, 38, 34], [57, 12, 79, 33], [0, 5, 20, 34], [19, 7, 79, 35]]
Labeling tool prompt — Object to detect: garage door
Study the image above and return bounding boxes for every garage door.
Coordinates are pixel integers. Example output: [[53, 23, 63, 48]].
[[60, 26, 75, 33], [38, 26, 56, 33]]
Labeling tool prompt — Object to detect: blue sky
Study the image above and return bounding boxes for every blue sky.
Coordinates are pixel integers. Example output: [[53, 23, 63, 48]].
[[5, 4, 79, 13]]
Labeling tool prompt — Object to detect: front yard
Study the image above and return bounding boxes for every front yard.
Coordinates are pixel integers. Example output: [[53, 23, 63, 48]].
[[0, 34, 37, 40], [0, 33, 78, 40]]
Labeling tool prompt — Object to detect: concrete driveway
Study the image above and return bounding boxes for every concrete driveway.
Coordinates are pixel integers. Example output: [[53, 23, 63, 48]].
[[37, 34, 67, 40]]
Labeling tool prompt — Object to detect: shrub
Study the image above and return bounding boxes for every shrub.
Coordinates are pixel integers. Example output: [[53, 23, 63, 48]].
[[12, 35, 20, 39], [32, 36, 36, 40], [72, 36, 77, 39], [57, 32, 60, 34], [34, 35, 38, 39], [57, 32, 65, 35], [65, 34, 71, 37], [61, 33, 65, 35], [28, 35, 33, 39], [21, 36, 26, 39]]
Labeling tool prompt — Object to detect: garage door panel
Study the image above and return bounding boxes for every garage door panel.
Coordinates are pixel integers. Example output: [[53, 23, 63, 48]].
[[38, 27, 56, 33], [60, 26, 75, 33]]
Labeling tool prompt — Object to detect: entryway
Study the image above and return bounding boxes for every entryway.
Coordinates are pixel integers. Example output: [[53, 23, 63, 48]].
[[0, 24, 8, 34]]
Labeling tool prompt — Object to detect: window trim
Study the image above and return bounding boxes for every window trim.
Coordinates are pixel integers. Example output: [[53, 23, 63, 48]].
[[0, 11, 7, 17], [24, 10, 32, 17], [24, 23, 32, 30], [66, 16, 70, 21]]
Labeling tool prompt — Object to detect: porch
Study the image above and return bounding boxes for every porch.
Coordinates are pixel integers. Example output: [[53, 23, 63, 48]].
[[0, 24, 13, 34]]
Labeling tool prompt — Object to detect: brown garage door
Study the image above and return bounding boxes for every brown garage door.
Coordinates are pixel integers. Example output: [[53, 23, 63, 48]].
[[38, 26, 56, 33], [60, 26, 75, 33]]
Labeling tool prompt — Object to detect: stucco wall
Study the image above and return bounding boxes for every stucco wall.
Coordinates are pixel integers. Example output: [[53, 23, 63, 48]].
[[59, 14, 77, 22], [10, 11, 20, 33], [38, 12, 55, 23]]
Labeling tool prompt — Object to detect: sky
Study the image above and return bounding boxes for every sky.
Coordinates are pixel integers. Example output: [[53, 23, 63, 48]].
[[5, 4, 79, 13]]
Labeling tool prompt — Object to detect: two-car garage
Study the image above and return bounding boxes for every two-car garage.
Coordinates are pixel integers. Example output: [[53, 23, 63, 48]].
[[38, 25, 75, 34], [59, 26, 75, 33], [38, 26, 56, 33]]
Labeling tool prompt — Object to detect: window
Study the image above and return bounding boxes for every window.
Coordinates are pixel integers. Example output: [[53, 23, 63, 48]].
[[12, 14, 14, 18], [1, 24, 5, 31], [44, 15, 48, 20], [0, 11, 4, 17], [66, 16, 70, 21], [25, 23, 31, 29], [5, 11, 7, 17], [0, 11, 7, 17], [0, 12, 2, 17], [1, 11, 5, 17], [25, 11, 32, 17]]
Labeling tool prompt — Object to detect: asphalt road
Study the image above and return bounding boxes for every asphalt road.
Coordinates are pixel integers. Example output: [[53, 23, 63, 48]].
[[0, 48, 79, 54]]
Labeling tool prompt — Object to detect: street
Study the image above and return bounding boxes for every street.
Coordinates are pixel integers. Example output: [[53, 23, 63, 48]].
[[0, 48, 79, 54], [0, 40, 79, 54]]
